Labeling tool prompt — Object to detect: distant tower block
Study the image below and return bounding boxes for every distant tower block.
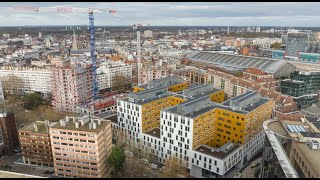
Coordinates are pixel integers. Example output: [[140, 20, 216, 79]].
[[38, 32, 42, 38], [72, 28, 78, 50], [227, 26, 230, 35]]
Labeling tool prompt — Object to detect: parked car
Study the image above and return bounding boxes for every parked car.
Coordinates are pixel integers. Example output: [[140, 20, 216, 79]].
[[251, 162, 260, 168]]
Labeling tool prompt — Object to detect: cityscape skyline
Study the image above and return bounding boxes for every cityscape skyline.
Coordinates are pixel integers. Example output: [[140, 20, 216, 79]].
[[1, 2, 320, 27]]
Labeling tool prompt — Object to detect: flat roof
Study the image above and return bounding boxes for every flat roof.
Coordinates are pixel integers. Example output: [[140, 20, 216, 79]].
[[195, 144, 240, 159], [267, 120, 287, 136], [144, 128, 161, 139], [294, 142, 320, 176], [20, 121, 49, 134], [94, 112, 117, 124], [50, 118, 111, 133], [300, 132, 320, 138], [0, 170, 46, 178]]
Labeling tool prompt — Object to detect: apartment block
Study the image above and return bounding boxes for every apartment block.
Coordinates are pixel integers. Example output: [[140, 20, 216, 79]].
[[116, 76, 271, 177], [19, 120, 56, 167], [96, 61, 132, 91], [51, 62, 93, 112], [140, 65, 175, 85], [0, 112, 19, 156], [0, 66, 52, 97], [49, 115, 112, 178]]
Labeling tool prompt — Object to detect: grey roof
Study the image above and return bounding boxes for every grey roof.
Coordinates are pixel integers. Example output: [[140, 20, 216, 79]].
[[188, 51, 289, 74]]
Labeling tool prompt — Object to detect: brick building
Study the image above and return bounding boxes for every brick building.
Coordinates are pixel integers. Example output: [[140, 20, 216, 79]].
[[0, 112, 19, 156]]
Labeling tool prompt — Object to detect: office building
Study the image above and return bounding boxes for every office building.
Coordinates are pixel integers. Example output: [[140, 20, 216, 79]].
[[49, 115, 112, 178], [19, 120, 56, 167], [261, 118, 320, 178], [280, 71, 320, 108], [51, 62, 93, 112], [0, 112, 19, 156], [286, 33, 309, 57], [116, 76, 273, 177]]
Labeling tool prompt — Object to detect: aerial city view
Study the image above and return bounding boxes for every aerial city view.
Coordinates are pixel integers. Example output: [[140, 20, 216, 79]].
[[0, 2, 319, 178]]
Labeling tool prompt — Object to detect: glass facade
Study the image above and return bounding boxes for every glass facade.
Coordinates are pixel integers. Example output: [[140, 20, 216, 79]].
[[280, 71, 320, 108]]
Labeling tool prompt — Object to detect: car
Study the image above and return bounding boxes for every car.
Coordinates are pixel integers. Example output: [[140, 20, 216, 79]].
[[251, 162, 260, 168]]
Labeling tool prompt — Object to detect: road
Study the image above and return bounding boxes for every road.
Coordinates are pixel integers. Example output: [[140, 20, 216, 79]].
[[241, 157, 262, 178]]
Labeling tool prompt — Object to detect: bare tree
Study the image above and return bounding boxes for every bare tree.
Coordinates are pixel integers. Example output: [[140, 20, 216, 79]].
[[112, 73, 132, 91], [1, 75, 23, 96], [163, 156, 189, 178]]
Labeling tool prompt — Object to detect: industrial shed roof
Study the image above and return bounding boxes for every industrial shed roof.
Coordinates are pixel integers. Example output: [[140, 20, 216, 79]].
[[187, 51, 290, 74]]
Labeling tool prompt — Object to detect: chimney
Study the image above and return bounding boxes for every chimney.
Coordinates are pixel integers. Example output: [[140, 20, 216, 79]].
[[60, 119, 64, 126], [66, 116, 69, 123], [75, 121, 79, 128], [34, 124, 38, 132], [89, 122, 93, 129], [98, 119, 101, 125], [93, 122, 97, 129]]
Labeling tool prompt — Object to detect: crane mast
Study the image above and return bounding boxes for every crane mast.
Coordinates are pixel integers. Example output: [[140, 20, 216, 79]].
[[133, 24, 149, 86], [88, 12, 99, 102]]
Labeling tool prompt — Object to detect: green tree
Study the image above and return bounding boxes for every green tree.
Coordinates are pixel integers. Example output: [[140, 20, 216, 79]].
[[270, 42, 282, 49], [23, 93, 43, 110], [107, 145, 125, 176]]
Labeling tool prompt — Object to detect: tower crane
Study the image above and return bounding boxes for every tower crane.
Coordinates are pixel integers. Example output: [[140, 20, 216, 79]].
[[13, 6, 117, 106], [132, 24, 149, 85]]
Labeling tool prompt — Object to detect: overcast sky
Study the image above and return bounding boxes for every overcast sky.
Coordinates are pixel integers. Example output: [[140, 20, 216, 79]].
[[1, 2, 320, 27]]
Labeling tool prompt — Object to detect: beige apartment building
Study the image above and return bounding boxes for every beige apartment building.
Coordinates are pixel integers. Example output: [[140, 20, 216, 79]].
[[49, 115, 112, 178], [19, 120, 56, 167]]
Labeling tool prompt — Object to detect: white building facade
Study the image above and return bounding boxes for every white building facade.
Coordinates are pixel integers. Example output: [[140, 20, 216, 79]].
[[0, 66, 52, 97], [96, 61, 132, 91]]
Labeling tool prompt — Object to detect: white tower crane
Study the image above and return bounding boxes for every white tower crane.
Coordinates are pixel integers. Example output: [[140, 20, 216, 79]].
[[132, 24, 149, 85]]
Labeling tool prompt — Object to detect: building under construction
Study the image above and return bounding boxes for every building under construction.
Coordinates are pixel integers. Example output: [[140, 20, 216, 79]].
[[51, 62, 93, 112]]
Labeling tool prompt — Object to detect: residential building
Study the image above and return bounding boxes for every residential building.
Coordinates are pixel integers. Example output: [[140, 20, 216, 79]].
[[96, 61, 132, 91], [260, 118, 320, 178], [286, 32, 309, 57], [144, 30, 153, 38], [140, 64, 176, 85], [0, 112, 19, 156], [0, 66, 52, 98], [51, 62, 93, 112], [49, 115, 112, 178], [116, 77, 272, 177], [280, 71, 320, 108], [19, 120, 56, 167], [243, 67, 273, 80]]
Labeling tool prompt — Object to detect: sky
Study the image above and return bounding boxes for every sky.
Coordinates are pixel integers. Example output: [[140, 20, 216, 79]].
[[1, 2, 320, 27]]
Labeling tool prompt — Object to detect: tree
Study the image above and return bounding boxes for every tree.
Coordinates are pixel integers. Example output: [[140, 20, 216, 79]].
[[107, 145, 125, 176], [112, 73, 131, 91], [23, 93, 43, 110], [270, 42, 282, 49], [122, 150, 143, 178], [163, 156, 189, 178], [1, 75, 23, 96]]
